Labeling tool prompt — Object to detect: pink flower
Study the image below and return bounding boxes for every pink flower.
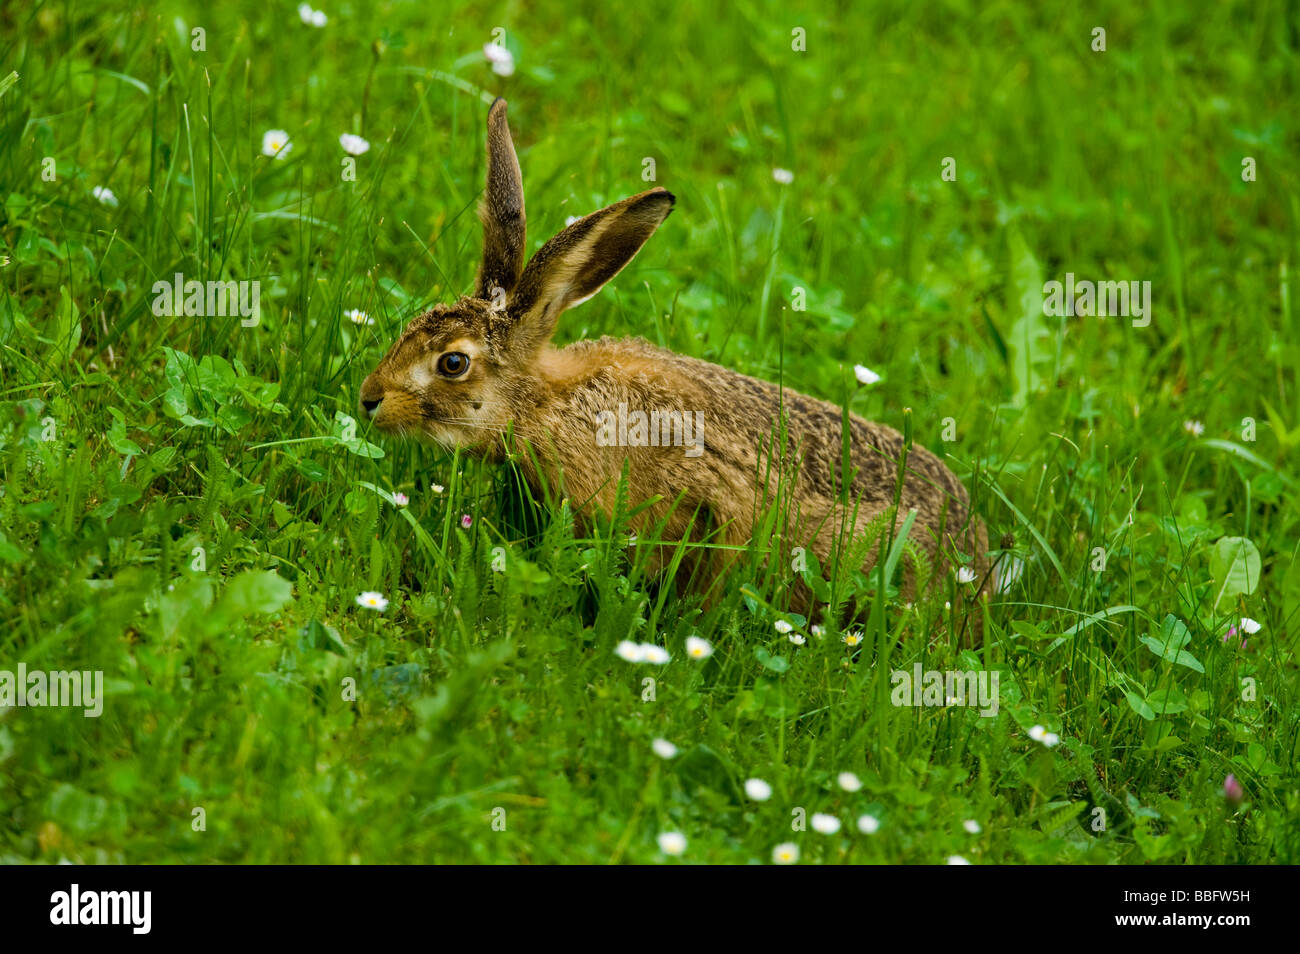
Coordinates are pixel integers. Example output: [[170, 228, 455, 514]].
[[393, 492, 409, 507], [460, 514, 473, 529], [1223, 774, 1244, 806]]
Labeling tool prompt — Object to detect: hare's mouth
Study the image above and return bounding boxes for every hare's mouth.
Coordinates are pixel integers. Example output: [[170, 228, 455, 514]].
[[424, 418, 500, 451], [379, 414, 495, 454], [370, 416, 459, 453], [366, 388, 502, 450]]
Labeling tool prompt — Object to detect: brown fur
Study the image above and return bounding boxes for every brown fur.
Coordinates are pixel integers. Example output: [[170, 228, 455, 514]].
[[360, 99, 990, 638]]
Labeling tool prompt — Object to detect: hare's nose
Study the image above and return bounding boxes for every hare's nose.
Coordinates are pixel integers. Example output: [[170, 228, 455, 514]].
[[359, 375, 385, 417]]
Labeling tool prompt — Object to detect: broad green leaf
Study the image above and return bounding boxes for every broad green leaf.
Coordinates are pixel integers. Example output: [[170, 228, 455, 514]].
[[301, 619, 348, 655], [1004, 227, 1054, 409], [159, 576, 214, 640], [341, 437, 385, 458], [1146, 688, 1189, 715], [1209, 536, 1261, 609], [1175, 493, 1207, 526], [1140, 634, 1205, 673], [106, 409, 143, 456], [754, 647, 789, 674], [218, 569, 294, 616], [52, 284, 81, 365], [1158, 613, 1191, 649], [271, 501, 293, 528], [1011, 620, 1051, 640], [1125, 691, 1155, 721]]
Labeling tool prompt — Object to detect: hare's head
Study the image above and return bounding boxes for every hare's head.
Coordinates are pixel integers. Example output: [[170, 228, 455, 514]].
[[359, 98, 674, 450]]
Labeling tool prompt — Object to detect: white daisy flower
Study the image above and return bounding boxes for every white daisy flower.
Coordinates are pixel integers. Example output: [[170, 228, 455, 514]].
[[853, 364, 882, 386], [772, 842, 799, 864], [92, 185, 118, 207], [947, 855, 971, 865], [857, 814, 881, 834], [788, 633, 806, 646], [685, 635, 713, 660], [811, 813, 841, 835], [963, 819, 981, 834], [339, 133, 371, 156], [744, 778, 773, 801], [615, 641, 646, 662], [1183, 419, 1205, 438], [298, 4, 326, 26], [837, 772, 862, 792], [774, 619, 793, 634], [1027, 724, 1060, 747], [657, 832, 686, 856], [1239, 617, 1261, 635], [392, 492, 409, 506], [430, 483, 444, 494], [345, 309, 372, 326], [772, 168, 794, 185], [843, 632, 863, 647], [956, 566, 977, 584], [355, 591, 388, 611], [261, 129, 293, 159], [651, 738, 678, 759], [810, 624, 825, 638], [483, 42, 515, 76], [641, 644, 670, 665]]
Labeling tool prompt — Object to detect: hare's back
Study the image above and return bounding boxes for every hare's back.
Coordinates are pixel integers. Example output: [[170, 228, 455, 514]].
[[567, 337, 970, 520]]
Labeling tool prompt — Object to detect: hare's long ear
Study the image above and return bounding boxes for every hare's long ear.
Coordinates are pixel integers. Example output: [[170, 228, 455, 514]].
[[475, 98, 527, 301], [507, 187, 674, 353]]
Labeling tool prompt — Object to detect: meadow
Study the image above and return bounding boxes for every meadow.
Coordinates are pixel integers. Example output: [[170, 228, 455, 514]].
[[0, 0, 1296, 864]]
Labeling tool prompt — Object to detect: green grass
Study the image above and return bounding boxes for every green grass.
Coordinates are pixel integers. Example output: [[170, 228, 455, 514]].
[[1, 0, 1298, 863]]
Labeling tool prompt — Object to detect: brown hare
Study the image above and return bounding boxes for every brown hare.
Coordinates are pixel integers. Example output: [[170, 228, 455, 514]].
[[360, 98, 990, 636]]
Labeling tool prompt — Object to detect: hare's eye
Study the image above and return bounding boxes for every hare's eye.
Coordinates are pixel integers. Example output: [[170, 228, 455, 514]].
[[437, 352, 470, 377]]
